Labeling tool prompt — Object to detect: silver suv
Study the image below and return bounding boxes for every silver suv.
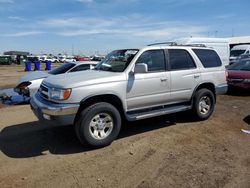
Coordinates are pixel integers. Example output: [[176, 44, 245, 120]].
[[30, 44, 228, 147]]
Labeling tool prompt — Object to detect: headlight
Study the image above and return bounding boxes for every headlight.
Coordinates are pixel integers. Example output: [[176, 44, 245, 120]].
[[14, 81, 32, 95], [16, 81, 32, 88], [50, 88, 71, 100], [243, 79, 250, 83]]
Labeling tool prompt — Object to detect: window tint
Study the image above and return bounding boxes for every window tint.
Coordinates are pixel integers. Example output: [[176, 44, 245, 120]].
[[193, 49, 222, 68], [228, 60, 250, 71], [169, 49, 196, 70], [49, 63, 75, 75], [70, 64, 90, 72], [136, 50, 166, 72]]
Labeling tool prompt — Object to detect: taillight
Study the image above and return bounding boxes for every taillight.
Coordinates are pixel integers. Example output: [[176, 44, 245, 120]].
[[225, 70, 228, 81]]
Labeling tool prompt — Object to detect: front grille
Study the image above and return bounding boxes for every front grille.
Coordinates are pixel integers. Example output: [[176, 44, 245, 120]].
[[39, 84, 49, 99]]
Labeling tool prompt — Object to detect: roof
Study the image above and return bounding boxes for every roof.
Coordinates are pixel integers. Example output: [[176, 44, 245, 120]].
[[4, 51, 30, 56], [175, 37, 229, 44], [229, 36, 250, 45]]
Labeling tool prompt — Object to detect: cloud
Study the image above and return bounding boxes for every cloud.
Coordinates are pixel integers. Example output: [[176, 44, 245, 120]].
[[215, 14, 234, 19], [0, 0, 14, 3], [34, 14, 209, 40], [40, 17, 114, 28], [1, 31, 44, 37], [75, 0, 93, 3], [54, 17, 207, 39], [1, 13, 208, 40], [8, 16, 25, 21]]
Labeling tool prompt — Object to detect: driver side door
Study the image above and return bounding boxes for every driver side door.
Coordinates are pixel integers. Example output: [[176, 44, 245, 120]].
[[126, 49, 171, 111]]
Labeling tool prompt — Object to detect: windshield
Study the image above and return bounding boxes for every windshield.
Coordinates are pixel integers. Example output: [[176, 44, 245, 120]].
[[230, 50, 246, 57], [49, 63, 75, 75], [228, 60, 250, 71], [95, 49, 139, 72]]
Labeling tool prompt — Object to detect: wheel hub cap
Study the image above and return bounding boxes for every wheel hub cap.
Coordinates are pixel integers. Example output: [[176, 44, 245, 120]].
[[89, 113, 114, 140], [199, 96, 211, 115]]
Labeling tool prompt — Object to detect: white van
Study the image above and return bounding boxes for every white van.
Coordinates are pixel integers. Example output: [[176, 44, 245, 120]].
[[230, 44, 250, 62], [174, 37, 230, 67]]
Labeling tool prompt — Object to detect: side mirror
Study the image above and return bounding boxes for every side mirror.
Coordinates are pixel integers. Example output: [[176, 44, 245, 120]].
[[134, 63, 148, 73]]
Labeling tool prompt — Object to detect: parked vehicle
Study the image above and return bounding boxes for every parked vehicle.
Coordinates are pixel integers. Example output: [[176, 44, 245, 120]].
[[30, 44, 227, 147], [14, 61, 98, 97], [44, 56, 59, 63], [0, 55, 12, 65], [27, 55, 39, 62], [38, 55, 47, 62], [90, 55, 105, 61], [230, 45, 250, 64], [65, 56, 76, 63], [227, 58, 250, 91], [75, 56, 91, 61], [58, 55, 76, 63], [175, 37, 230, 67]]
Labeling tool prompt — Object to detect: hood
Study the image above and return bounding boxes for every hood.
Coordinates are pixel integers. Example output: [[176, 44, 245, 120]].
[[228, 70, 250, 79], [19, 71, 49, 83], [43, 69, 126, 88]]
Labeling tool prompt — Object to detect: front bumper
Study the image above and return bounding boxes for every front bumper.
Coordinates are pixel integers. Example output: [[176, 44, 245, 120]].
[[30, 93, 80, 126]]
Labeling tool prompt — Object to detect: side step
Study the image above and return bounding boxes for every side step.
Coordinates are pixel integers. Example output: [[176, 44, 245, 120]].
[[126, 105, 192, 121]]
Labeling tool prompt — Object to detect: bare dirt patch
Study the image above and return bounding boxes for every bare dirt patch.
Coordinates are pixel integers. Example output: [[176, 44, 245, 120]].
[[0, 65, 250, 188]]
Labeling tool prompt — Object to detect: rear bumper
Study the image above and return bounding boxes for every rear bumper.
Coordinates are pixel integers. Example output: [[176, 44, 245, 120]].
[[30, 93, 79, 126], [215, 84, 228, 95], [228, 82, 250, 91]]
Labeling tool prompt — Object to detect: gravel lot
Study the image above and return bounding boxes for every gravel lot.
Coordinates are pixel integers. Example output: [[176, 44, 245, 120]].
[[0, 65, 250, 188]]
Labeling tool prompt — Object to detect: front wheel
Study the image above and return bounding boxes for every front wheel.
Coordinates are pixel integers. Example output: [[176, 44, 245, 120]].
[[193, 89, 215, 120], [75, 102, 121, 148]]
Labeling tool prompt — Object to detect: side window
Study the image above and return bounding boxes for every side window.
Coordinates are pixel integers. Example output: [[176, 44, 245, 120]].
[[136, 50, 166, 72], [69, 64, 90, 72], [168, 49, 196, 71], [193, 49, 222, 68]]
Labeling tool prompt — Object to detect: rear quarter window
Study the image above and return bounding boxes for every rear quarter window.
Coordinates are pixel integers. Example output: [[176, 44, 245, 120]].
[[193, 49, 222, 68]]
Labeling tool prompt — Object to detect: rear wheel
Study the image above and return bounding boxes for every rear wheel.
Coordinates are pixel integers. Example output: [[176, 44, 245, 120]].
[[193, 89, 215, 120], [75, 102, 121, 147]]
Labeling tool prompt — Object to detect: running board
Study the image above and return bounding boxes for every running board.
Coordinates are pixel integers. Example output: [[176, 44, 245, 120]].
[[126, 105, 192, 121]]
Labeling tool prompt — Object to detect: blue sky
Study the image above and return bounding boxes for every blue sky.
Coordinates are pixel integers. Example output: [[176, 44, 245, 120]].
[[0, 0, 250, 55]]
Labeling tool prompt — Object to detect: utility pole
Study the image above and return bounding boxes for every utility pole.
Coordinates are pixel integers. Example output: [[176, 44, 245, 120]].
[[214, 30, 218, 37], [71, 44, 74, 56]]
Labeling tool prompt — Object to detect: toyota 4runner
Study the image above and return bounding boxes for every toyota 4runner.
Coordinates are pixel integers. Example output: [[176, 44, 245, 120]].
[[30, 44, 228, 147]]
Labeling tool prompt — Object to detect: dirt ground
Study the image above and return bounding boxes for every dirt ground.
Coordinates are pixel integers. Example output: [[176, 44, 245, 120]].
[[0, 65, 250, 188]]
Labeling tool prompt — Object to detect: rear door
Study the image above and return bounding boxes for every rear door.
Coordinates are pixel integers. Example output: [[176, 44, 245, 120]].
[[168, 49, 201, 103]]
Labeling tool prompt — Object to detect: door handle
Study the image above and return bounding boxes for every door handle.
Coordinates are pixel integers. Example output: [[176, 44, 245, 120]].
[[160, 78, 168, 82], [194, 75, 200, 79]]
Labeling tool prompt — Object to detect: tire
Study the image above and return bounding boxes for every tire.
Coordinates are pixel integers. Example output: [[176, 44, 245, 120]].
[[192, 88, 215, 120], [75, 102, 121, 148]]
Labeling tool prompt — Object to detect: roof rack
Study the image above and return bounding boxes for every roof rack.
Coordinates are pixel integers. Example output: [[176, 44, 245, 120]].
[[177, 44, 207, 47], [147, 42, 177, 46], [147, 42, 207, 48]]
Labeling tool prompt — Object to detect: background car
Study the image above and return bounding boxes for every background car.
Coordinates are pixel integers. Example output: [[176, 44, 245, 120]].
[[227, 58, 250, 91], [14, 61, 99, 97]]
